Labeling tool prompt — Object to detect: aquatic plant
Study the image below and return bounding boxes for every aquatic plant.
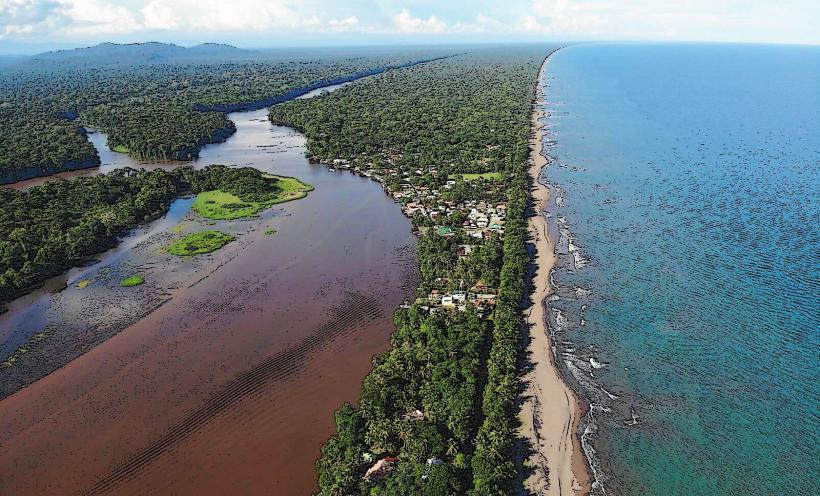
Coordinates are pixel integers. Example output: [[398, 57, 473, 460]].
[[168, 230, 234, 256], [120, 274, 145, 287]]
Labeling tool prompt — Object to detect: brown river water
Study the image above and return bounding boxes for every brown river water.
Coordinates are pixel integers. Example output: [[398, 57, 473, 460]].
[[0, 83, 418, 495]]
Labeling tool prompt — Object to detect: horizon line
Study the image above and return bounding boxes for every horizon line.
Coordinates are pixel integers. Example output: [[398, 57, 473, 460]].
[[3, 38, 820, 57]]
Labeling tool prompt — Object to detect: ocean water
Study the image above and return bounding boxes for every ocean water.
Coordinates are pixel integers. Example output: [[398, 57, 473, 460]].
[[540, 43, 819, 495]]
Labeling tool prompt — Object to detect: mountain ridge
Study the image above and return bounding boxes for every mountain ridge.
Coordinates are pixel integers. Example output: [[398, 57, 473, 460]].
[[29, 42, 247, 65]]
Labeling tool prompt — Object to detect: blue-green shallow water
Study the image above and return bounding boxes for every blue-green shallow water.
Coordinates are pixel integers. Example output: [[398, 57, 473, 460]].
[[540, 43, 819, 495]]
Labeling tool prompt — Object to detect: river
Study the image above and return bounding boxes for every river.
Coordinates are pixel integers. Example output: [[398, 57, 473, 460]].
[[0, 82, 418, 495]]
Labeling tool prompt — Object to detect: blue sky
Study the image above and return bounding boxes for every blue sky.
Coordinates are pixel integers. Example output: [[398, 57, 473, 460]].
[[1, 0, 819, 54]]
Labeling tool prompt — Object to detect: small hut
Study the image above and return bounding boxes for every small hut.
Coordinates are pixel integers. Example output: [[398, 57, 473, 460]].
[[363, 456, 398, 482]]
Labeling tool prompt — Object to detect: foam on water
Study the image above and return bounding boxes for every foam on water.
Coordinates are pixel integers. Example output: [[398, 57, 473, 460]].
[[541, 43, 820, 496]]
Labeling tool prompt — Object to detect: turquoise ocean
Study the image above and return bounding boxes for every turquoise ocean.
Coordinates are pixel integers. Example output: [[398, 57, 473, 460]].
[[540, 43, 819, 495]]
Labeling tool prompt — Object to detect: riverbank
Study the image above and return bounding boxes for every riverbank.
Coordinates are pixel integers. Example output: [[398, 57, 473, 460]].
[[0, 155, 100, 185], [520, 55, 592, 496], [0, 203, 268, 397], [0, 100, 418, 495], [192, 55, 456, 113]]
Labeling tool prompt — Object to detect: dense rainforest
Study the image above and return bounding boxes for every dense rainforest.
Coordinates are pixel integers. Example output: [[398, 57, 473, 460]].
[[270, 51, 537, 177], [270, 47, 550, 494], [0, 43, 455, 182], [0, 165, 285, 307]]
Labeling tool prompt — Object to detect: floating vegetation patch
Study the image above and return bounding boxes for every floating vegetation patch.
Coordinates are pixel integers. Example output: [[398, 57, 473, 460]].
[[192, 176, 312, 220], [168, 230, 234, 256], [120, 274, 145, 287]]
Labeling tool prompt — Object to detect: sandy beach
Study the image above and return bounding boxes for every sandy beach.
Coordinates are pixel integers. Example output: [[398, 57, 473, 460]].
[[519, 54, 592, 496]]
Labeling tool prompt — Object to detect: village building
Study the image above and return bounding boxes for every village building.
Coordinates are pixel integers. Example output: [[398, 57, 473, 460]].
[[363, 457, 398, 482]]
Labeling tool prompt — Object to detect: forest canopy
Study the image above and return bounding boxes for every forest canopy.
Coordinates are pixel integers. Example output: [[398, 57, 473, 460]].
[[0, 44, 456, 182], [270, 46, 551, 494], [0, 165, 285, 306], [269, 50, 536, 177]]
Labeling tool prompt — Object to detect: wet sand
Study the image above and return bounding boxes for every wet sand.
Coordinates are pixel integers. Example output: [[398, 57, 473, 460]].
[[0, 110, 418, 494], [520, 55, 592, 496]]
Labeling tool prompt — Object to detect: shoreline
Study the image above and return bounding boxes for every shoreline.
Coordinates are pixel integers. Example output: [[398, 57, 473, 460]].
[[520, 52, 592, 496], [0, 57, 454, 189], [0, 108, 418, 494], [0, 203, 267, 398]]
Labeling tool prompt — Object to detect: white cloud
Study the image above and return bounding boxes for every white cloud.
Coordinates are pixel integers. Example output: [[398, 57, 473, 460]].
[[527, 1, 820, 44], [450, 13, 505, 34], [521, 0, 609, 36], [530, 0, 570, 18], [60, 0, 141, 35], [328, 15, 359, 32], [0, 0, 334, 39], [329, 16, 359, 27], [392, 8, 447, 34], [0, 0, 817, 46], [141, 1, 178, 31], [142, 0, 319, 32], [0, 0, 67, 38]]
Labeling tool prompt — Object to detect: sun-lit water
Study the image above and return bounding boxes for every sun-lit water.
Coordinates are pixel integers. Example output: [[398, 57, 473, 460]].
[[541, 43, 819, 495]]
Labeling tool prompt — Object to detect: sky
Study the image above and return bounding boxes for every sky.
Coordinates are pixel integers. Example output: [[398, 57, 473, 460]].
[[1, 0, 819, 54]]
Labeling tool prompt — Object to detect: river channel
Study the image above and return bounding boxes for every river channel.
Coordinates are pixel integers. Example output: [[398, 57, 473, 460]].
[[0, 80, 418, 495]]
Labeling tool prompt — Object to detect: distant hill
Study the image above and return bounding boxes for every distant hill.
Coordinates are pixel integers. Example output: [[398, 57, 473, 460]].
[[28, 42, 250, 66], [187, 43, 245, 56]]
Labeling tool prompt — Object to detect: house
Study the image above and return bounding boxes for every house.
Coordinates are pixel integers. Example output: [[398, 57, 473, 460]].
[[456, 245, 473, 259], [403, 409, 425, 421], [363, 457, 398, 482], [471, 281, 492, 293], [451, 291, 467, 303], [442, 291, 467, 309]]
